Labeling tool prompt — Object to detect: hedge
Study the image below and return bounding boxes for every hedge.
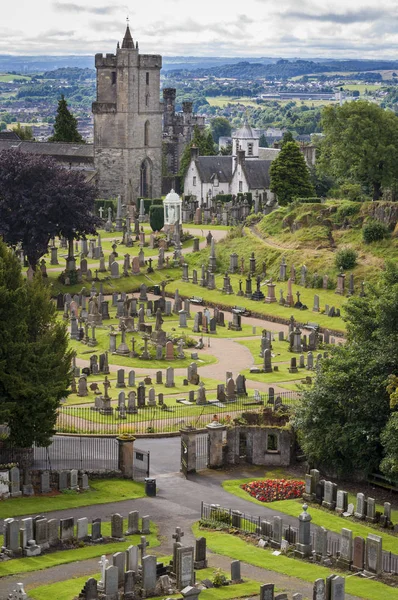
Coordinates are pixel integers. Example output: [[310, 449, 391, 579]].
[[95, 198, 117, 217]]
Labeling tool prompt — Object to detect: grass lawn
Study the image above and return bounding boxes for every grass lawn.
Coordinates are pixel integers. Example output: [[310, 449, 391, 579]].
[[222, 478, 398, 553], [193, 524, 398, 600], [0, 479, 144, 519], [165, 276, 346, 333], [0, 74, 31, 82], [0, 523, 159, 577], [206, 96, 258, 107], [237, 338, 298, 365], [68, 328, 218, 370], [65, 374, 221, 406], [28, 561, 261, 600], [240, 368, 304, 385]]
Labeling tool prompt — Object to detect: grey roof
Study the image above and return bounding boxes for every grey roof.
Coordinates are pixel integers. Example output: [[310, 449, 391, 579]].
[[233, 120, 258, 140], [195, 156, 233, 183], [258, 147, 280, 160], [0, 131, 21, 141], [0, 140, 94, 161], [243, 159, 272, 189]]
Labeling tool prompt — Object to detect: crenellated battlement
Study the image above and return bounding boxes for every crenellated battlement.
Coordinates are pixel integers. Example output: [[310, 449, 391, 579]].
[[95, 53, 117, 68]]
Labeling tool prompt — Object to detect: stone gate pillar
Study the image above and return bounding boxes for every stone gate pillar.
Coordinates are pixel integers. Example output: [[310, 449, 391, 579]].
[[206, 421, 227, 469], [117, 435, 136, 478]]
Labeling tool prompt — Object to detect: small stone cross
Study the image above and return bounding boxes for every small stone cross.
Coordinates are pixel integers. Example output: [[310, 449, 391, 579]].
[[172, 526, 184, 544], [138, 535, 150, 561], [99, 207, 104, 219]]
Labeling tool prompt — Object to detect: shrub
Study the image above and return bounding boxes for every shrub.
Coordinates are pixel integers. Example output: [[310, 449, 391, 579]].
[[362, 220, 390, 244], [334, 247, 358, 270], [294, 197, 322, 204], [215, 193, 232, 203], [149, 205, 164, 232], [336, 202, 361, 220], [95, 198, 117, 217]]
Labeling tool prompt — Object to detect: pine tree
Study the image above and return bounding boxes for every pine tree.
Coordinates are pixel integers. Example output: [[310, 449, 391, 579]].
[[0, 240, 71, 448], [259, 133, 268, 147], [48, 94, 84, 143], [179, 126, 216, 179], [270, 141, 315, 205]]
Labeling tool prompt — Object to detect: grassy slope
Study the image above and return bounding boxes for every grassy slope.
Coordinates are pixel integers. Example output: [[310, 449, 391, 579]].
[[0, 479, 144, 519]]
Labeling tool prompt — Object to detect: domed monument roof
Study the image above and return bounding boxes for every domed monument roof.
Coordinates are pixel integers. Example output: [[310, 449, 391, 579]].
[[164, 189, 181, 204], [233, 119, 256, 139]]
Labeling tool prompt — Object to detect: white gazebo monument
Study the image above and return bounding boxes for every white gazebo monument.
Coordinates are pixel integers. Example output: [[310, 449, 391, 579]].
[[163, 189, 182, 235]]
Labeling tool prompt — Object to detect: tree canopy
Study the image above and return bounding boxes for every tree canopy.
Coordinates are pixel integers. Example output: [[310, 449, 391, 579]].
[[318, 100, 398, 200], [179, 125, 216, 180], [270, 141, 315, 205], [295, 262, 398, 477], [48, 94, 84, 143], [0, 150, 99, 268], [0, 240, 71, 448], [11, 122, 33, 140], [210, 116, 232, 143]]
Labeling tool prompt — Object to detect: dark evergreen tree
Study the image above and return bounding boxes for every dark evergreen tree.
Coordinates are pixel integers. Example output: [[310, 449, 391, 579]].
[[149, 205, 164, 231], [0, 240, 71, 448], [281, 130, 294, 147], [210, 116, 232, 143], [48, 94, 84, 143], [179, 126, 216, 179], [270, 141, 315, 205], [259, 133, 268, 147]]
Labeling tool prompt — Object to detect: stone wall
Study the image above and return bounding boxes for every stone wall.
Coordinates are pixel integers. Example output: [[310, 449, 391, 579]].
[[225, 425, 293, 467]]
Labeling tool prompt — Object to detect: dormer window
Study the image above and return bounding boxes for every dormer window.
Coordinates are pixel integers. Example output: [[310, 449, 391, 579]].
[[248, 143, 253, 156]]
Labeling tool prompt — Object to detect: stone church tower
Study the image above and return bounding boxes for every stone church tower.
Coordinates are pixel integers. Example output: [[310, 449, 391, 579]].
[[93, 25, 162, 204]]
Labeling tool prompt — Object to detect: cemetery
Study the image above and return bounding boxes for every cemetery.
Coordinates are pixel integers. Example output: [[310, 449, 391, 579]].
[[4, 193, 398, 600]]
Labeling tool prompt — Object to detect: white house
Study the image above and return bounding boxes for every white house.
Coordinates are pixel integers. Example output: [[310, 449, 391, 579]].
[[184, 121, 278, 205]]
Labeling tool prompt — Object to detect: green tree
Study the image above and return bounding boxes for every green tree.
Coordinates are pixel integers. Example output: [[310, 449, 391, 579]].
[[318, 101, 398, 200], [11, 122, 33, 140], [295, 261, 398, 477], [259, 133, 268, 147], [48, 94, 84, 143], [210, 116, 232, 143], [219, 143, 232, 156], [0, 240, 71, 448], [0, 122, 7, 131], [149, 204, 164, 231], [270, 141, 315, 205], [179, 125, 216, 179], [281, 130, 294, 147]]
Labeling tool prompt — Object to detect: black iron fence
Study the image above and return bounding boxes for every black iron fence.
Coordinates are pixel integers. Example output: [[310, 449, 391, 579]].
[[57, 391, 301, 435]]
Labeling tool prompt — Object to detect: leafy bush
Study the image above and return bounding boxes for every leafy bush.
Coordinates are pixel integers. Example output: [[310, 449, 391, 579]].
[[149, 205, 164, 232], [336, 202, 361, 220], [212, 569, 228, 588], [152, 198, 163, 205], [362, 220, 390, 244], [335, 247, 358, 270], [215, 193, 232, 203]]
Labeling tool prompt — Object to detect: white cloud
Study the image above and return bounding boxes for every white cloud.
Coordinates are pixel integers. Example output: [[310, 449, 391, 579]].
[[1, 0, 398, 58]]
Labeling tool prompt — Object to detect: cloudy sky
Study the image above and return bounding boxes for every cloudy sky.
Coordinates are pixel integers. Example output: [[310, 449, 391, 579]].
[[2, 0, 398, 58]]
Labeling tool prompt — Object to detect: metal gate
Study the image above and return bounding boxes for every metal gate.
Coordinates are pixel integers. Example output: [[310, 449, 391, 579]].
[[181, 438, 188, 478], [33, 436, 119, 471], [133, 448, 150, 481], [195, 433, 209, 471]]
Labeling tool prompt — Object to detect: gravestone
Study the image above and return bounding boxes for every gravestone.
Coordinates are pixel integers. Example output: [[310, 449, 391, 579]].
[[113, 551, 126, 585], [142, 554, 157, 595], [352, 536, 365, 571], [105, 565, 118, 598], [126, 544, 139, 573], [260, 584, 275, 600], [176, 545, 195, 590], [365, 533, 382, 575], [111, 513, 124, 540], [194, 537, 207, 569], [60, 517, 74, 541]]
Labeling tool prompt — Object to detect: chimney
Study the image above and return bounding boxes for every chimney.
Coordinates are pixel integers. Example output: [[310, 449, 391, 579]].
[[190, 146, 199, 160]]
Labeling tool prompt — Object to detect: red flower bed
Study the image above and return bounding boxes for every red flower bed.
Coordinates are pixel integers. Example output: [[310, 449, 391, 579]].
[[241, 479, 305, 503]]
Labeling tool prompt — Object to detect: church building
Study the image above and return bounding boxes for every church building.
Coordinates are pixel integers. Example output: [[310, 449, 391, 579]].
[[93, 25, 163, 204]]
